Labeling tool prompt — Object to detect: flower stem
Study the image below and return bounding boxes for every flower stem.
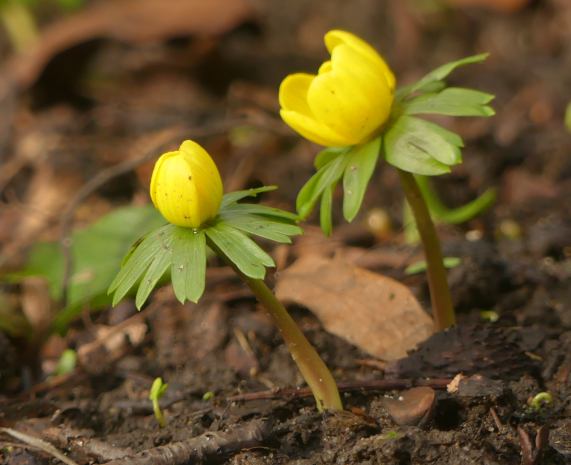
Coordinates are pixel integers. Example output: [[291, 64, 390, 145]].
[[241, 276, 343, 411], [207, 240, 342, 411], [398, 169, 455, 331]]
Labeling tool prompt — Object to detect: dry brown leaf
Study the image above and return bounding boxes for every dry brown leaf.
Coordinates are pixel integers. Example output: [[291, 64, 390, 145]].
[[275, 255, 434, 361], [7, 0, 255, 88]]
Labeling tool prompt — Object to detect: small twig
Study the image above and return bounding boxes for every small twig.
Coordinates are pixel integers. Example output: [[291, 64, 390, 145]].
[[489, 407, 503, 430], [226, 378, 452, 403], [102, 418, 272, 465], [518, 426, 534, 465], [517, 425, 550, 465], [0, 427, 80, 465], [535, 425, 549, 461], [37, 425, 135, 463]]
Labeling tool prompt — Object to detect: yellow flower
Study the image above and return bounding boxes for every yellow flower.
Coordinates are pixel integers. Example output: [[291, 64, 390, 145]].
[[279, 30, 395, 147], [150, 140, 223, 228]]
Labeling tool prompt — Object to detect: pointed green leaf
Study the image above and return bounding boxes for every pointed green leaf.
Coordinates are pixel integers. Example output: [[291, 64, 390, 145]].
[[171, 227, 206, 304], [425, 121, 464, 149], [398, 53, 489, 99], [342, 138, 381, 222], [221, 186, 277, 208], [320, 182, 335, 236], [296, 155, 349, 219], [220, 203, 299, 221], [384, 116, 462, 175], [396, 118, 462, 166], [404, 87, 495, 117], [206, 222, 274, 279], [315, 147, 350, 169], [135, 231, 174, 309], [225, 214, 302, 243], [405, 256, 461, 275], [109, 225, 172, 305]]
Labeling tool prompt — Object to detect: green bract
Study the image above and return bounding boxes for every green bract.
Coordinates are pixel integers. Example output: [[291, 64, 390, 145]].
[[296, 53, 495, 234], [108, 186, 302, 309]]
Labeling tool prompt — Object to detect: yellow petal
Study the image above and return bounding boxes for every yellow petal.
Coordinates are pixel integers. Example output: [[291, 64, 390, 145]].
[[331, 44, 394, 138], [307, 71, 365, 144], [306, 44, 392, 144], [180, 141, 223, 223], [324, 29, 395, 90], [278, 73, 315, 117], [280, 109, 352, 147], [149, 141, 223, 228], [318, 61, 332, 74], [278, 30, 397, 147]]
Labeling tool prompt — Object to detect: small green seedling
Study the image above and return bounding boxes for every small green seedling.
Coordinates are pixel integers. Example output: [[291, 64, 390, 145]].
[[149, 377, 169, 428], [528, 392, 553, 411], [202, 391, 215, 401], [479, 310, 499, 323], [53, 349, 77, 376]]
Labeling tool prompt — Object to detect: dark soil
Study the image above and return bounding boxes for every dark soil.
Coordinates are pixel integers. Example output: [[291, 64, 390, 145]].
[[1, 1, 571, 464]]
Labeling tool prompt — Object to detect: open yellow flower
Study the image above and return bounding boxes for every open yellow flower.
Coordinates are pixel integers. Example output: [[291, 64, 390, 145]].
[[150, 140, 223, 228], [279, 30, 395, 147]]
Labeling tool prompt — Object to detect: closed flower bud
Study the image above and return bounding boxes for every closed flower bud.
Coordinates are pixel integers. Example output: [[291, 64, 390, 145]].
[[150, 140, 223, 228], [279, 30, 395, 147]]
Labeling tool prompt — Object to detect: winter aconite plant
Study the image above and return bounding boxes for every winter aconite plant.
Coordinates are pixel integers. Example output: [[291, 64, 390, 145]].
[[109, 140, 342, 411], [279, 30, 495, 331]]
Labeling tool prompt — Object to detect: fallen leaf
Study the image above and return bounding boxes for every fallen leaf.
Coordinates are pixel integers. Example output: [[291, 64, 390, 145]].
[[6, 0, 255, 89], [275, 255, 433, 360]]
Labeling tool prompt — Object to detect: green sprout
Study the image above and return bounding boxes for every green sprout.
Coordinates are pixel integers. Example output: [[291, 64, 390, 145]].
[[529, 392, 553, 411], [109, 141, 342, 412], [53, 349, 77, 376], [479, 310, 499, 323], [279, 30, 495, 331], [149, 377, 169, 428]]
